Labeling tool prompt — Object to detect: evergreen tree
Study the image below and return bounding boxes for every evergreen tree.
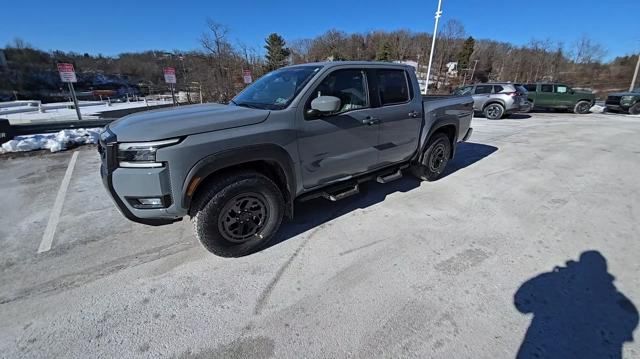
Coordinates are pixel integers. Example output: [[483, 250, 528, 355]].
[[264, 33, 290, 71], [375, 41, 391, 62], [457, 36, 475, 73]]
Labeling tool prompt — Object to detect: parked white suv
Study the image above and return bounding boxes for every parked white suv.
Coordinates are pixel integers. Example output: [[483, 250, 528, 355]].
[[454, 83, 528, 119]]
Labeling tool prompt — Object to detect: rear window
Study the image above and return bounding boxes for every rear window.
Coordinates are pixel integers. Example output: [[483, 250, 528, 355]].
[[493, 85, 505, 93], [376, 70, 410, 105], [524, 84, 537, 92]]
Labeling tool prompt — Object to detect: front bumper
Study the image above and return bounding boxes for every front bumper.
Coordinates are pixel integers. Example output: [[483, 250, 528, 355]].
[[605, 104, 630, 113], [99, 130, 182, 226]]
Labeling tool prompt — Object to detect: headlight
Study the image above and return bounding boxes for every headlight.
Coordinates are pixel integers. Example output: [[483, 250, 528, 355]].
[[117, 138, 180, 168], [621, 95, 634, 102]]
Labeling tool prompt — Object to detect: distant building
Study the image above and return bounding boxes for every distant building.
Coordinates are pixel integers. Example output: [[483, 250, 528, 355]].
[[446, 62, 458, 76]]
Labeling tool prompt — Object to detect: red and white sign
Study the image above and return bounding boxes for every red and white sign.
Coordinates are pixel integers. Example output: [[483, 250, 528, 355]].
[[164, 67, 177, 84], [243, 69, 253, 84], [57, 63, 77, 83]]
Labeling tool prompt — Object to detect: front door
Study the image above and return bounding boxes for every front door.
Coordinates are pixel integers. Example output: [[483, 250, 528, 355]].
[[472, 84, 494, 111], [297, 68, 380, 188], [554, 84, 573, 108]]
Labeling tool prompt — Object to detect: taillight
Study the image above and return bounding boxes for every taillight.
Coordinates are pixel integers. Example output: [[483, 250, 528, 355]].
[[505, 92, 517, 97]]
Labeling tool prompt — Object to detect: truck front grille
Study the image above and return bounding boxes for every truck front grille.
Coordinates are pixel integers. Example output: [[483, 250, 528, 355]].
[[606, 96, 621, 105]]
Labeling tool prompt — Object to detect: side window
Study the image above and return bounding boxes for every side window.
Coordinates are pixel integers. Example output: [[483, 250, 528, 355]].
[[453, 86, 473, 96], [493, 85, 504, 93], [474, 85, 493, 94], [307, 69, 368, 115], [541, 84, 554, 93], [555, 85, 568, 94], [376, 70, 410, 106], [525, 84, 537, 92]]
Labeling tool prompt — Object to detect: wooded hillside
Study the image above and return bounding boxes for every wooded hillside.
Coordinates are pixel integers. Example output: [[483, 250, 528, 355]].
[[1, 19, 637, 103]]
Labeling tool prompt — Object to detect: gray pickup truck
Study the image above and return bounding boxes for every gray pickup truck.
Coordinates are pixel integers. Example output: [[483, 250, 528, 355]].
[[99, 61, 473, 256]]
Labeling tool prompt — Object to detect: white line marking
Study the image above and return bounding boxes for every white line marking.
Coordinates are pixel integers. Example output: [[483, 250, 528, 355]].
[[38, 151, 79, 253]]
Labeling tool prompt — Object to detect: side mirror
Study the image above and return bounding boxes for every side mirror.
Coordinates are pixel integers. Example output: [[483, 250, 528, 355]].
[[569, 89, 575, 95], [310, 96, 341, 113]]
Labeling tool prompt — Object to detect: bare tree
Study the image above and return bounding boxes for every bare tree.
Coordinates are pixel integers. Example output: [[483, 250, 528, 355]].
[[200, 20, 239, 102], [572, 34, 607, 64]]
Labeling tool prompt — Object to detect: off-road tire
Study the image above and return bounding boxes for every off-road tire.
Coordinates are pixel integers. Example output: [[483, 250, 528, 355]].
[[574, 100, 592, 114], [629, 103, 640, 115], [190, 171, 284, 257], [484, 103, 505, 120], [410, 133, 451, 182]]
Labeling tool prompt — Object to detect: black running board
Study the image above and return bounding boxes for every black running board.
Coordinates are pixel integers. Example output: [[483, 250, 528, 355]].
[[376, 170, 402, 183], [322, 184, 360, 201]]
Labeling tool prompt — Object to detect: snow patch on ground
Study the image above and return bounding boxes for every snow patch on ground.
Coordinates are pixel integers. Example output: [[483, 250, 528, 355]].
[[590, 105, 605, 113], [0, 128, 101, 154]]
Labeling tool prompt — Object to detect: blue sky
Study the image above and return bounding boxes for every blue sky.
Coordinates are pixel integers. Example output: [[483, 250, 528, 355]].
[[2, 0, 638, 61]]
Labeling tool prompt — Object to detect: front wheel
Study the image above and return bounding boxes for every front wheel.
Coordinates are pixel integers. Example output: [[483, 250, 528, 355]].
[[574, 100, 592, 114], [629, 103, 640, 115], [411, 133, 451, 182], [484, 103, 505, 120], [190, 171, 284, 257]]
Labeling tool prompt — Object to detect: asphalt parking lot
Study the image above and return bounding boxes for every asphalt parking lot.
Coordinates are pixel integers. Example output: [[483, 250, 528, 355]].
[[1, 111, 639, 358]]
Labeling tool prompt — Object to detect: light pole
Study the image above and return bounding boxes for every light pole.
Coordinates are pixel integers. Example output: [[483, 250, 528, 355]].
[[469, 59, 479, 83], [424, 0, 443, 95], [630, 53, 640, 92]]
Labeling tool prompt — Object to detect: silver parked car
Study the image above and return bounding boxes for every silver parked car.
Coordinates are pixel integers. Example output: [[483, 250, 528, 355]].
[[453, 83, 528, 119]]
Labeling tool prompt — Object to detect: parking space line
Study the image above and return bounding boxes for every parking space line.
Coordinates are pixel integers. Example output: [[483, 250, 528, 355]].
[[38, 151, 79, 253]]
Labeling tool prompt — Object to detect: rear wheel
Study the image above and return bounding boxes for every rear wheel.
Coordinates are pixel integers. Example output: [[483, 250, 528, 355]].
[[411, 133, 451, 182], [629, 103, 640, 115], [484, 103, 505, 120], [190, 171, 284, 257], [574, 100, 592, 114]]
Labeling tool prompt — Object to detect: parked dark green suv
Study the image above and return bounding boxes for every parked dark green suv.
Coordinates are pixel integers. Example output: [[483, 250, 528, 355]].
[[605, 88, 640, 115], [523, 83, 596, 114]]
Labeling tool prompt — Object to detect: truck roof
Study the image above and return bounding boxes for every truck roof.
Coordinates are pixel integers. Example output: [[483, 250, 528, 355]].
[[285, 61, 413, 70]]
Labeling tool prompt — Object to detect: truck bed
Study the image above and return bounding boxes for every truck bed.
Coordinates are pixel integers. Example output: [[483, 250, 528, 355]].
[[422, 95, 474, 143]]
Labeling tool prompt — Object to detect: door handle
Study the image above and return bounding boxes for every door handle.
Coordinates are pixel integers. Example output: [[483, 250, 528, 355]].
[[408, 110, 421, 118], [362, 116, 379, 125]]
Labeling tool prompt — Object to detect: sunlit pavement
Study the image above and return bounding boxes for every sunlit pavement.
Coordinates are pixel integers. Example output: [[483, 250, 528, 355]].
[[1, 111, 639, 358]]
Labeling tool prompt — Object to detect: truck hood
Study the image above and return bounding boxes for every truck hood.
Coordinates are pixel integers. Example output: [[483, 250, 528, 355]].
[[108, 103, 270, 142], [608, 91, 639, 97]]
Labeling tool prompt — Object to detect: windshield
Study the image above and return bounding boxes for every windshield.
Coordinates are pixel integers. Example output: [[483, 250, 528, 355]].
[[233, 66, 322, 110]]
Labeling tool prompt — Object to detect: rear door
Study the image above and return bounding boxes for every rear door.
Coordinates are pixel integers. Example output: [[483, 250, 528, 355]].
[[296, 68, 380, 188], [536, 84, 555, 108], [371, 68, 423, 165]]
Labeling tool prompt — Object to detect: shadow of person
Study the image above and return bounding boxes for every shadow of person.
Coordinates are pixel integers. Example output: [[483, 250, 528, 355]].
[[514, 251, 639, 359]]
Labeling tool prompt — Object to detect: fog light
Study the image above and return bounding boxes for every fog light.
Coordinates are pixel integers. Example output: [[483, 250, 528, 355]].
[[126, 196, 171, 209], [139, 198, 162, 206]]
